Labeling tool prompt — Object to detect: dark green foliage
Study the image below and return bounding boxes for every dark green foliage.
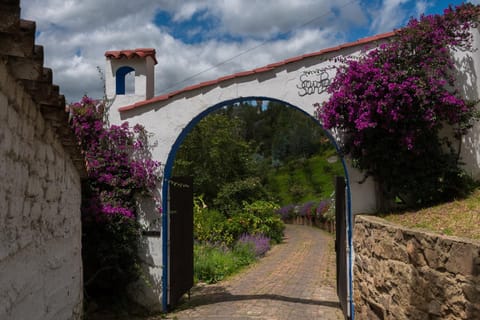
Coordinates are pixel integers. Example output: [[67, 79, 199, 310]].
[[224, 101, 329, 162], [213, 177, 271, 214], [193, 207, 231, 245], [174, 101, 338, 211], [194, 200, 284, 247], [174, 113, 256, 205], [354, 128, 476, 209], [82, 214, 141, 297]]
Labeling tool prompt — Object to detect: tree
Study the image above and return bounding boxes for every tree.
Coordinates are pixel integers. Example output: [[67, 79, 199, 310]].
[[173, 113, 256, 205]]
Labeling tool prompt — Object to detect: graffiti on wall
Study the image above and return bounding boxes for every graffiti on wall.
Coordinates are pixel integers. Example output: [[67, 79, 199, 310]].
[[297, 66, 335, 96]]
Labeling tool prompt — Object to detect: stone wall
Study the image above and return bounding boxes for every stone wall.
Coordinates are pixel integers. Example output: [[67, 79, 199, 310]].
[[0, 1, 84, 319], [353, 215, 480, 320]]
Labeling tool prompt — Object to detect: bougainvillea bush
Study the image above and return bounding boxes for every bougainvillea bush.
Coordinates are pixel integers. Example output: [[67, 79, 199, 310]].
[[317, 4, 480, 209], [70, 96, 160, 296]]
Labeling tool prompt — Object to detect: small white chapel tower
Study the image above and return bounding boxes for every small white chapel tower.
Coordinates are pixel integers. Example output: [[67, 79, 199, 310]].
[[104, 48, 157, 123]]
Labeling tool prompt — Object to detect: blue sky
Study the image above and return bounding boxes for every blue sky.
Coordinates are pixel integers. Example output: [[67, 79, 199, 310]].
[[21, 0, 476, 102]]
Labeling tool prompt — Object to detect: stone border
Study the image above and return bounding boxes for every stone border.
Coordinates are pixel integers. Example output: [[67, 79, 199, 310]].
[[353, 214, 480, 319]]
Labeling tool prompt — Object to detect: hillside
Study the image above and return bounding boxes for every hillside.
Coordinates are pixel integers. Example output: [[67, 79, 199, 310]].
[[266, 150, 344, 205], [382, 189, 480, 240]]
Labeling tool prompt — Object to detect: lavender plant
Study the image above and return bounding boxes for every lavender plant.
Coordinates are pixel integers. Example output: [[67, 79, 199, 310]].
[[237, 233, 271, 257]]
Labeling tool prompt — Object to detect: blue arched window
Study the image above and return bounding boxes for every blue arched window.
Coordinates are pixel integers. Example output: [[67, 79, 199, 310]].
[[115, 66, 135, 95]]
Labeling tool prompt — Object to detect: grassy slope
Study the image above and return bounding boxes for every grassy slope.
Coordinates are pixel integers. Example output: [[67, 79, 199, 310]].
[[266, 149, 344, 205], [382, 189, 480, 240]]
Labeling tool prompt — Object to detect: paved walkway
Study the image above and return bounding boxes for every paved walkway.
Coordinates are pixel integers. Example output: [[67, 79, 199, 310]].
[[165, 224, 344, 320]]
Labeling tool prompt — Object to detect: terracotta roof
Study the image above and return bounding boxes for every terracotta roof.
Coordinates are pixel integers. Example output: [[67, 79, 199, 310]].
[[119, 31, 396, 113], [105, 48, 158, 65]]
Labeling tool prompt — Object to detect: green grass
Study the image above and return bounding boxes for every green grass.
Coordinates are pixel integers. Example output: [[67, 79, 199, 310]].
[[266, 150, 344, 205], [194, 243, 257, 284], [382, 188, 480, 240]]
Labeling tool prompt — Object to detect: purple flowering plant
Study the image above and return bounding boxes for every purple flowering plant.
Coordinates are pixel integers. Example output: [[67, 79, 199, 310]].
[[70, 96, 160, 220], [317, 4, 480, 208], [276, 204, 296, 220], [299, 201, 316, 218], [237, 233, 271, 257], [70, 96, 161, 293]]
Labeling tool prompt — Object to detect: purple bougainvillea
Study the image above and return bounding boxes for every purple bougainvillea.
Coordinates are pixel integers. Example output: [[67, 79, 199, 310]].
[[316, 4, 480, 207], [70, 96, 161, 220]]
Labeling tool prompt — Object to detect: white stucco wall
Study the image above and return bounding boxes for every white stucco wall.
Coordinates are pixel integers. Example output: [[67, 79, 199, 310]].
[[106, 56, 156, 122], [0, 64, 83, 320], [109, 43, 379, 215], [456, 27, 480, 179]]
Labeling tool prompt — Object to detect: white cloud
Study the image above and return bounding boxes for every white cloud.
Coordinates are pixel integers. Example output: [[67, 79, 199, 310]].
[[20, 0, 465, 102], [21, 0, 363, 102], [369, 0, 410, 33], [414, 1, 431, 16]]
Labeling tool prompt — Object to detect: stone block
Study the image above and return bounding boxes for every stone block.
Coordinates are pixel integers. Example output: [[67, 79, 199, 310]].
[[406, 238, 427, 267], [34, 142, 47, 162], [445, 242, 477, 276]]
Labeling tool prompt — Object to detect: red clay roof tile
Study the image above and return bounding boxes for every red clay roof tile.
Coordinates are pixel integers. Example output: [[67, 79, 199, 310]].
[[105, 48, 158, 65]]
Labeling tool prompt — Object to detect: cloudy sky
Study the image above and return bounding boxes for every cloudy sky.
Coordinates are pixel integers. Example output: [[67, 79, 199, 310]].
[[21, 0, 477, 103]]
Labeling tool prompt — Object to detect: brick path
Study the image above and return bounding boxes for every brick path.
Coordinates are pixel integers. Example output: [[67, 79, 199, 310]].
[[165, 224, 344, 320]]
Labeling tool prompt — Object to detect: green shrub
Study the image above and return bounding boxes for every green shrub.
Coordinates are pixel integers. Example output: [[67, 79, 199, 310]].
[[194, 199, 284, 247], [243, 201, 284, 243], [232, 241, 257, 265], [193, 206, 230, 244], [82, 215, 141, 296], [194, 243, 256, 284]]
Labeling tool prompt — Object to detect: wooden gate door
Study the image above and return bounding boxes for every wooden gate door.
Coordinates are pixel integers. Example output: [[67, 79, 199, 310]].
[[335, 176, 349, 319], [168, 177, 194, 309]]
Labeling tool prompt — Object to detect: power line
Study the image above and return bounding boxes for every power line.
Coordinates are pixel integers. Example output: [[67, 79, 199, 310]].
[[158, 0, 359, 94]]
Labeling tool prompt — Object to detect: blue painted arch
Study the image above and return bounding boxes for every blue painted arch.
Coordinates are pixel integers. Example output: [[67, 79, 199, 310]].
[[116, 66, 135, 95], [161, 96, 354, 318]]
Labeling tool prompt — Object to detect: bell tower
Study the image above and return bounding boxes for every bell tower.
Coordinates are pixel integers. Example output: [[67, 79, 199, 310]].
[[104, 48, 157, 123]]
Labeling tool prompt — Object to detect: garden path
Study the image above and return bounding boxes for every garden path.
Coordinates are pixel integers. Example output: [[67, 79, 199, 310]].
[[164, 224, 343, 319]]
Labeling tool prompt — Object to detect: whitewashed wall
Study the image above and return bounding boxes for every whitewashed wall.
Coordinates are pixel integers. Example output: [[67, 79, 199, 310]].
[[109, 43, 380, 216], [457, 27, 480, 179], [0, 62, 83, 320]]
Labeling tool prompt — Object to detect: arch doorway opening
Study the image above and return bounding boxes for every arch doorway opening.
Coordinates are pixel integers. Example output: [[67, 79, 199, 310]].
[[161, 97, 354, 319]]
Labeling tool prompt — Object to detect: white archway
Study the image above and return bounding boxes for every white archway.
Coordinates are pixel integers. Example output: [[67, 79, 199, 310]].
[[104, 39, 386, 318], [159, 96, 355, 315]]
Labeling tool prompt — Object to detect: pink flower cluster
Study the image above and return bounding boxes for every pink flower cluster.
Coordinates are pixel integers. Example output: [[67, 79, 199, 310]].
[[70, 96, 160, 219], [317, 4, 478, 153]]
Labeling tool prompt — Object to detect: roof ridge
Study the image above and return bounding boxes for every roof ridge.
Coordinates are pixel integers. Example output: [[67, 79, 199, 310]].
[[105, 48, 158, 65], [119, 31, 396, 113]]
